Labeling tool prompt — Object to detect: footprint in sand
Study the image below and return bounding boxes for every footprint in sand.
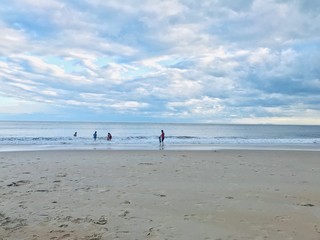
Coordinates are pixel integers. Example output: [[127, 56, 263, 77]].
[[154, 193, 166, 198], [85, 233, 103, 240], [118, 210, 130, 218], [7, 180, 31, 187], [56, 173, 67, 178], [93, 216, 108, 225], [146, 227, 161, 238], [298, 203, 315, 207], [139, 162, 154, 165], [0, 213, 27, 230]]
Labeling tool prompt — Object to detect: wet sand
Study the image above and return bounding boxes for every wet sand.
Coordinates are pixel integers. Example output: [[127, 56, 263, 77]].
[[0, 150, 319, 240]]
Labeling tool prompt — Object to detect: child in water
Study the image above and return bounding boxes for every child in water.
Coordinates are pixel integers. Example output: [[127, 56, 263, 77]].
[[107, 132, 112, 141]]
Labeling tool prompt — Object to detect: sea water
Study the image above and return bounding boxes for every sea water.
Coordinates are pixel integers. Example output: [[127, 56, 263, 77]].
[[0, 121, 320, 151]]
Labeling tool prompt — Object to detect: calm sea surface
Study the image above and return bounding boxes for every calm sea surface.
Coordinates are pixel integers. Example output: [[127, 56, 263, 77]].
[[0, 121, 320, 151]]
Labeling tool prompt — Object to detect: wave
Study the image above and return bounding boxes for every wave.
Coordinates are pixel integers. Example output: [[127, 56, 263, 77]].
[[0, 136, 319, 146]]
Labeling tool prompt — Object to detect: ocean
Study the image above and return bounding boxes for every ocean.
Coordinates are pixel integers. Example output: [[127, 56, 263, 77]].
[[0, 121, 320, 151]]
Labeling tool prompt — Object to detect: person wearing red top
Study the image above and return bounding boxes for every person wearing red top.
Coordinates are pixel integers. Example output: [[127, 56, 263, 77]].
[[159, 130, 165, 145]]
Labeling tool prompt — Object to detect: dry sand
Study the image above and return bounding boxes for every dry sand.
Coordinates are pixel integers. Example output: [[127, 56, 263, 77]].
[[0, 150, 319, 240]]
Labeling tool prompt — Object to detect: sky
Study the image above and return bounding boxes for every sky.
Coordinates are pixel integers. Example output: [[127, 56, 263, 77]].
[[0, 0, 319, 124]]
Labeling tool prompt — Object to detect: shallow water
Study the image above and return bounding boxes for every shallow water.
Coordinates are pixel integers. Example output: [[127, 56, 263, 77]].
[[0, 121, 320, 151]]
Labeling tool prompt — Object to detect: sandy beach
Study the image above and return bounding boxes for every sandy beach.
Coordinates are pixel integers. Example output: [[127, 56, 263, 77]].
[[0, 149, 319, 240]]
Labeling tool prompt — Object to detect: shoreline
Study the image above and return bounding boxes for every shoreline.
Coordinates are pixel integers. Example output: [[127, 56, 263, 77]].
[[1, 149, 319, 239], [0, 142, 319, 152]]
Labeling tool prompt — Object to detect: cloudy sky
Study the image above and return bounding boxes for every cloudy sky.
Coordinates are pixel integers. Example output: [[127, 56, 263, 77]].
[[0, 0, 319, 124]]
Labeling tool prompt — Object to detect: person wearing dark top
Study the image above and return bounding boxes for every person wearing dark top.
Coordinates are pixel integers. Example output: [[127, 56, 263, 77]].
[[107, 132, 112, 141], [93, 131, 97, 141]]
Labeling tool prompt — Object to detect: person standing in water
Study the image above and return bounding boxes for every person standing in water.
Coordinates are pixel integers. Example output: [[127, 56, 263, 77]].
[[159, 130, 165, 145], [107, 132, 112, 141], [93, 131, 97, 141]]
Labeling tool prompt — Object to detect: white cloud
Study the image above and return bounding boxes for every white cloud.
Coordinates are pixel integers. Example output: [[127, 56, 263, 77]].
[[14, 0, 63, 9], [0, 25, 29, 55], [110, 101, 149, 111], [0, 96, 49, 114], [0, 0, 319, 123], [142, 0, 185, 19], [41, 90, 58, 96], [167, 96, 223, 118]]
